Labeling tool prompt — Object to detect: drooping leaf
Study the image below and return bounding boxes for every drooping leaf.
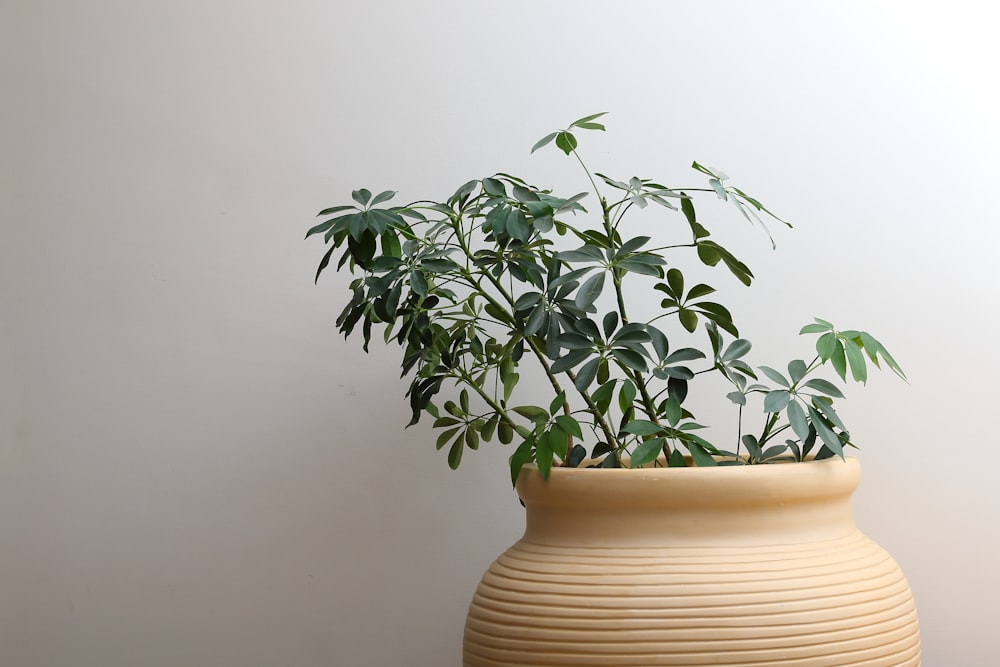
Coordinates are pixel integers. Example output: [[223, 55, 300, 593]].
[[509, 438, 534, 485], [807, 406, 844, 459], [447, 435, 464, 469], [844, 338, 868, 383], [786, 400, 809, 441]]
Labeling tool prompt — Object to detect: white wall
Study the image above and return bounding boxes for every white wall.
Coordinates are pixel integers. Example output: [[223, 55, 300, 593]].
[[2, 1, 996, 665]]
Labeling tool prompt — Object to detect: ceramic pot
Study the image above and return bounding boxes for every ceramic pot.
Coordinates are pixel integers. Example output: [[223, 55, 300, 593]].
[[463, 457, 919, 666]]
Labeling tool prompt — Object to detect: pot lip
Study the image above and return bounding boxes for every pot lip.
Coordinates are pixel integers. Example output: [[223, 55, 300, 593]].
[[522, 455, 857, 477], [516, 457, 860, 508]]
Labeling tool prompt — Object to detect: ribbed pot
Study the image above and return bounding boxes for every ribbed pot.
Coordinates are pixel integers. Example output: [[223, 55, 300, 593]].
[[463, 458, 919, 666]]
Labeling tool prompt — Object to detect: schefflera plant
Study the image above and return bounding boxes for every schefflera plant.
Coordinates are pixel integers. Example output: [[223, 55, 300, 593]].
[[308, 113, 904, 484]]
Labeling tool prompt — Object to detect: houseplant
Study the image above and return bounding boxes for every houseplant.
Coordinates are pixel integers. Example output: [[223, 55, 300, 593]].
[[309, 114, 920, 665]]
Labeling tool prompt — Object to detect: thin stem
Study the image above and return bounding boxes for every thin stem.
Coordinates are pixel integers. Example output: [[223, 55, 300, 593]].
[[572, 150, 603, 204]]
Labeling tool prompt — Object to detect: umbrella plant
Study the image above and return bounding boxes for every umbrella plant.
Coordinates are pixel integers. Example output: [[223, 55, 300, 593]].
[[308, 113, 904, 484]]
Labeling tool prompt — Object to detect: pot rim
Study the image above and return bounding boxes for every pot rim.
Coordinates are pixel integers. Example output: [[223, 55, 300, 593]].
[[516, 456, 860, 510]]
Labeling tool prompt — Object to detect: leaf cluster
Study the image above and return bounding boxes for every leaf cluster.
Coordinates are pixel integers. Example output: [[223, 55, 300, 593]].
[[309, 114, 904, 483]]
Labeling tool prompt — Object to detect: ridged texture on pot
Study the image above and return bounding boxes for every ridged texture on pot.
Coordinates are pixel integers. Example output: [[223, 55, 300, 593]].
[[463, 458, 919, 666]]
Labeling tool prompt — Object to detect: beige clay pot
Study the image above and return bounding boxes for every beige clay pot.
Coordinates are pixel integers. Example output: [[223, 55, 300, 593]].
[[464, 457, 919, 666]]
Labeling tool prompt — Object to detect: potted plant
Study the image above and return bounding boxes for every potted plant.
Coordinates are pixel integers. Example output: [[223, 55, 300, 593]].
[[308, 114, 920, 666]]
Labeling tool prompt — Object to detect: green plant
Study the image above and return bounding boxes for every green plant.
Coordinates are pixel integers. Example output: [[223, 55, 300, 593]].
[[308, 113, 904, 483]]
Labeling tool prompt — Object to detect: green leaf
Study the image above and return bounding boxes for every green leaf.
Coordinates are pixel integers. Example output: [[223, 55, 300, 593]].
[[555, 415, 583, 439], [742, 434, 762, 459], [686, 283, 716, 300], [465, 427, 480, 450], [506, 208, 531, 242], [481, 415, 499, 442], [548, 424, 569, 461], [556, 245, 605, 263], [764, 390, 791, 413], [830, 340, 847, 381], [498, 420, 514, 444], [622, 419, 663, 436], [617, 255, 666, 275], [816, 332, 838, 361], [306, 218, 337, 240], [599, 453, 621, 468], [721, 339, 752, 362], [807, 406, 844, 459], [352, 189, 372, 206], [618, 379, 636, 413], [844, 338, 868, 383], [535, 431, 553, 478], [666, 268, 684, 297], [664, 396, 682, 427], [570, 112, 608, 128], [630, 438, 664, 468], [610, 348, 648, 372], [758, 366, 790, 387], [531, 132, 559, 154], [314, 245, 336, 284], [502, 371, 519, 402], [800, 322, 831, 334], [687, 441, 718, 467], [802, 378, 844, 398], [512, 405, 547, 421], [574, 357, 600, 391], [592, 379, 617, 407], [555, 131, 578, 155], [678, 308, 698, 333], [380, 231, 401, 259], [812, 397, 848, 432], [447, 435, 464, 469], [551, 349, 591, 374], [786, 400, 809, 440], [482, 177, 505, 197], [509, 438, 533, 485], [549, 391, 567, 415], [574, 272, 606, 311], [409, 270, 428, 297], [317, 204, 356, 218], [787, 359, 808, 384], [436, 427, 462, 450], [664, 348, 705, 364], [618, 235, 652, 255], [568, 444, 587, 467], [668, 449, 687, 467], [369, 190, 397, 206]]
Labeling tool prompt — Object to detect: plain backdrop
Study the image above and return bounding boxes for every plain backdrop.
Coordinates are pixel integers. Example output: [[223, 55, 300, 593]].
[[2, 1, 997, 665]]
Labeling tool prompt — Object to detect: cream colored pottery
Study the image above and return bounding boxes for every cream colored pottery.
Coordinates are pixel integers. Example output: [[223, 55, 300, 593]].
[[463, 458, 919, 666]]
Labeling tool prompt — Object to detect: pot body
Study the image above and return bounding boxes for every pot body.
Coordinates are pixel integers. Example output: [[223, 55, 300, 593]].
[[463, 458, 919, 666]]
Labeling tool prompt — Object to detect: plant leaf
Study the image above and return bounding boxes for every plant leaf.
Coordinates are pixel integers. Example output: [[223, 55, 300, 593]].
[[630, 438, 664, 468]]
